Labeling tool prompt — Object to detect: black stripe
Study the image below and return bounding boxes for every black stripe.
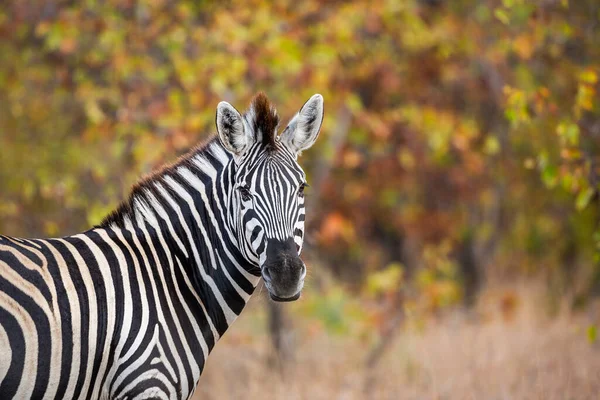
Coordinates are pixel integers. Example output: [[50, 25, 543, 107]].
[[47, 239, 90, 399], [40, 241, 73, 399], [62, 236, 108, 399], [0, 275, 52, 398], [0, 306, 26, 397]]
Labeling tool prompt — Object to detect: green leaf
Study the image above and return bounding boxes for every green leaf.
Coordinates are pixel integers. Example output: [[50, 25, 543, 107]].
[[494, 8, 510, 24], [587, 325, 597, 344], [541, 164, 558, 188], [556, 122, 579, 146], [575, 186, 595, 211]]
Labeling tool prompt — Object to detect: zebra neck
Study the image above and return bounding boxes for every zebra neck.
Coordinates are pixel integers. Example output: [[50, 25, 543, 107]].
[[99, 137, 261, 342]]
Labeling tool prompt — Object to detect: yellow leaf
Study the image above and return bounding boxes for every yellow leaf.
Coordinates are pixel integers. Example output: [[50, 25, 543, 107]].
[[484, 136, 500, 155], [513, 34, 533, 60], [366, 263, 404, 296], [580, 69, 598, 84]]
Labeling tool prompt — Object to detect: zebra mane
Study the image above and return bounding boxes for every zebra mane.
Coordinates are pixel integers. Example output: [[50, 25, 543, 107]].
[[97, 136, 221, 229], [245, 92, 280, 150], [99, 93, 281, 229]]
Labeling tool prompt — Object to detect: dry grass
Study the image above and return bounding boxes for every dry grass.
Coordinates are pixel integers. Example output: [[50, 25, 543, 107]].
[[194, 286, 600, 399]]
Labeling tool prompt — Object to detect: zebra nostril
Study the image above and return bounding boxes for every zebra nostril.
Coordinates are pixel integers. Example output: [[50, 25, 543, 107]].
[[262, 267, 272, 283]]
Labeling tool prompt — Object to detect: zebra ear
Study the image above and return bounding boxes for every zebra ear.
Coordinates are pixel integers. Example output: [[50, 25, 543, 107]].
[[281, 94, 324, 155], [216, 101, 251, 157]]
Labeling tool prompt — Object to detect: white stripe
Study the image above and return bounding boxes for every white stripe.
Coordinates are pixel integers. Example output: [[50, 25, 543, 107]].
[[145, 188, 189, 258], [208, 141, 231, 165], [57, 238, 99, 398], [154, 184, 220, 343], [133, 221, 189, 392], [44, 240, 83, 398], [140, 215, 203, 394], [0, 323, 11, 383], [188, 159, 260, 284], [111, 229, 153, 376], [163, 176, 238, 325], [0, 241, 62, 399], [175, 169, 256, 297], [92, 229, 134, 392], [0, 289, 38, 399], [114, 326, 176, 399], [72, 233, 117, 399]]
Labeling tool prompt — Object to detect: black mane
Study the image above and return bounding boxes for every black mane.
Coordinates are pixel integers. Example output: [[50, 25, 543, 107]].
[[99, 92, 281, 229], [248, 92, 280, 149]]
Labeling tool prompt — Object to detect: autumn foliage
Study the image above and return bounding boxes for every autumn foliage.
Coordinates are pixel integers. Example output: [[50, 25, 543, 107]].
[[1, 1, 600, 395]]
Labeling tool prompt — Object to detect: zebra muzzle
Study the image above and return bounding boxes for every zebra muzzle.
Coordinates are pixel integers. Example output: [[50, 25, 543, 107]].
[[262, 237, 306, 301]]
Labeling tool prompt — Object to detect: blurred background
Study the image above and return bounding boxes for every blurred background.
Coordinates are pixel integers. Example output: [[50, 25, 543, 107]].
[[1, 0, 600, 398]]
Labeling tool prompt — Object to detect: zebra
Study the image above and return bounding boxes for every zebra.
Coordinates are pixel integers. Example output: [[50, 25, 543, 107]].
[[0, 92, 324, 399]]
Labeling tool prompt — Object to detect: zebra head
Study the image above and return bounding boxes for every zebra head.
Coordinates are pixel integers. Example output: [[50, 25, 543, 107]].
[[216, 93, 324, 302]]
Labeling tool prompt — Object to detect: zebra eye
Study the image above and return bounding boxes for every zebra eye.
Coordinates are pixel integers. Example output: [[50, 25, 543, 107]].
[[238, 186, 252, 202], [298, 182, 309, 198]]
